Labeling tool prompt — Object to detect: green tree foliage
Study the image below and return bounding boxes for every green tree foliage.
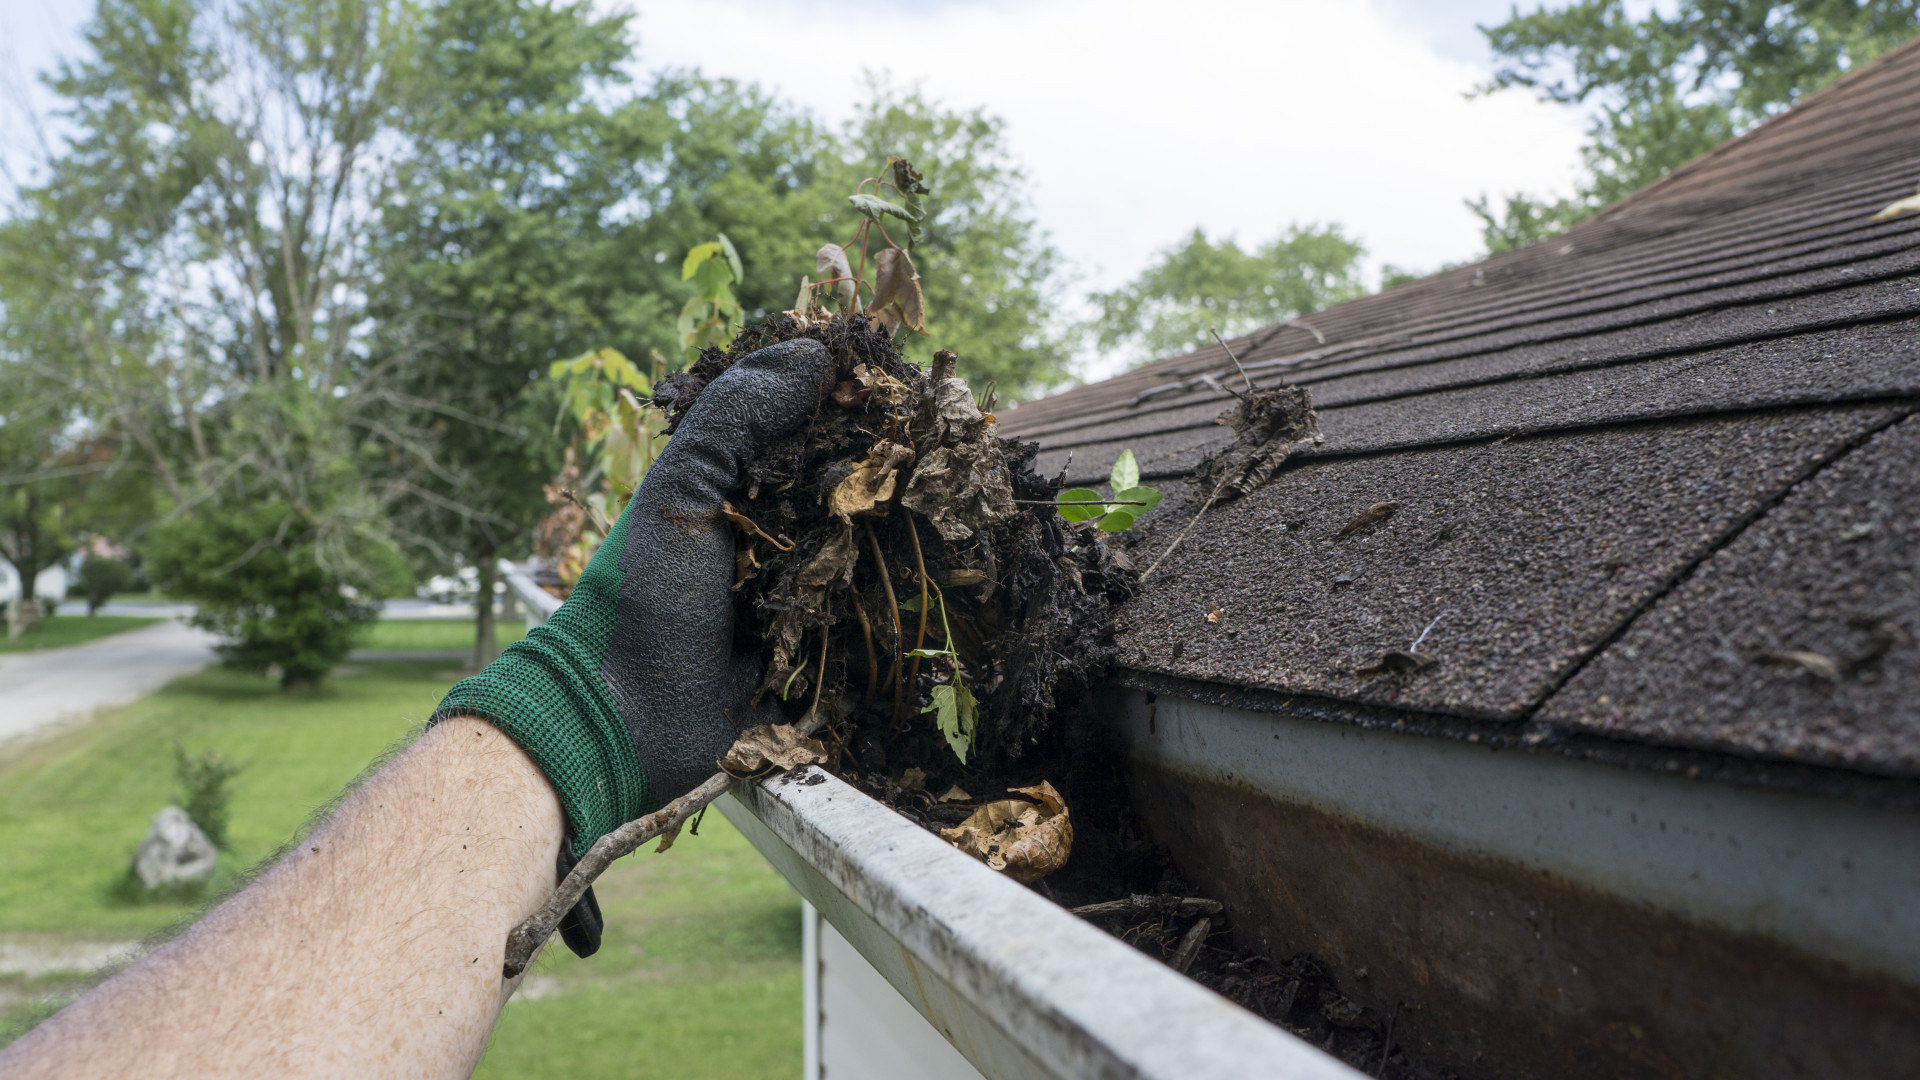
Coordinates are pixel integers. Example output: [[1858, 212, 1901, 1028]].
[[372, 0, 641, 668], [1473, 1, 1920, 250], [73, 558, 142, 615], [6, 1, 1076, 678], [145, 501, 400, 688], [1088, 225, 1365, 366]]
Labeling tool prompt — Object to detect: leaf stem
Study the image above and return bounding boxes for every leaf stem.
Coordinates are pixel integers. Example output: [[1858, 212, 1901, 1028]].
[[899, 513, 931, 723], [864, 522, 904, 708]]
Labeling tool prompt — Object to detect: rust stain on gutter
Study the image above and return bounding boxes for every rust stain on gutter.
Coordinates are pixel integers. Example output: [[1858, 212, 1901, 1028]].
[[1126, 760, 1920, 1079]]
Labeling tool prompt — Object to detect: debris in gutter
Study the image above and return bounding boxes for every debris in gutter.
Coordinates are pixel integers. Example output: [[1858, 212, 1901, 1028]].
[[1870, 182, 1920, 220], [718, 724, 831, 779], [939, 781, 1073, 883], [1170, 916, 1213, 974], [1337, 500, 1400, 538], [1754, 649, 1840, 680]]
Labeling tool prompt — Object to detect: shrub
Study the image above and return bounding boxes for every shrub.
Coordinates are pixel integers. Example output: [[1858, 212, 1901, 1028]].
[[174, 745, 244, 851], [72, 557, 141, 615], [144, 502, 388, 687]]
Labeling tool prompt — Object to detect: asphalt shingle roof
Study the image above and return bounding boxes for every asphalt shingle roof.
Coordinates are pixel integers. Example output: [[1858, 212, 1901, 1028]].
[[999, 37, 1920, 778]]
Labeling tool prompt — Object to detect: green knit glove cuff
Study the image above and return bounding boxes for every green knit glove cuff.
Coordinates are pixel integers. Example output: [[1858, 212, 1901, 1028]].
[[431, 511, 653, 857]]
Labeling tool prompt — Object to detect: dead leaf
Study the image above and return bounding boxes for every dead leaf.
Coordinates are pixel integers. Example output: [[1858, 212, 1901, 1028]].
[[718, 724, 830, 778], [899, 767, 928, 792], [939, 780, 1072, 884], [828, 440, 915, 522], [734, 543, 762, 591], [1338, 501, 1400, 538], [655, 822, 683, 853], [816, 244, 855, 309], [852, 363, 912, 409], [753, 526, 862, 701], [1871, 183, 1920, 221], [937, 784, 972, 803], [1356, 650, 1438, 677], [945, 569, 987, 586], [901, 443, 1016, 542], [1755, 649, 1839, 680], [1205, 603, 1225, 624], [870, 247, 925, 333]]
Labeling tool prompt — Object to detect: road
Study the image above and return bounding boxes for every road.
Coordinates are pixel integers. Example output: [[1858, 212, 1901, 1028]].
[[0, 620, 218, 744]]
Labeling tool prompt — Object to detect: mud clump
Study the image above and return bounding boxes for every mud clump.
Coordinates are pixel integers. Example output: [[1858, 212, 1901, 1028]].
[[656, 314, 1133, 805]]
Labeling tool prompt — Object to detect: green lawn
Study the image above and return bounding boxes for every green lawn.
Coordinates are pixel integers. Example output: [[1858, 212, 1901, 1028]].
[[354, 618, 528, 652], [0, 616, 161, 654], [0, 658, 801, 1076]]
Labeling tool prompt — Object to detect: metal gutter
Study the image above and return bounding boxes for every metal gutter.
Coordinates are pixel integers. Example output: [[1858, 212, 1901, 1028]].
[[496, 558, 561, 625], [719, 769, 1362, 1080]]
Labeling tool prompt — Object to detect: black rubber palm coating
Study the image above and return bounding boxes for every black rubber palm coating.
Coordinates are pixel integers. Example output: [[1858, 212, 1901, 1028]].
[[604, 339, 838, 805]]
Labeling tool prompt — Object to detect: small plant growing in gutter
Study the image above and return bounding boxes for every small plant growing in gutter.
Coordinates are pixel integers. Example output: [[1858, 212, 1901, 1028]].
[[1055, 449, 1164, 531]]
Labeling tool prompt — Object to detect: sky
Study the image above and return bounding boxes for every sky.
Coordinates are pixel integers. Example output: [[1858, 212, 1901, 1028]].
[[0, 0, 1589, 381]]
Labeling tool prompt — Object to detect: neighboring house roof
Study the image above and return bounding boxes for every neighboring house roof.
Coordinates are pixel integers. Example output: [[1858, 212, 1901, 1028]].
[[998, 36, 1920, 784]]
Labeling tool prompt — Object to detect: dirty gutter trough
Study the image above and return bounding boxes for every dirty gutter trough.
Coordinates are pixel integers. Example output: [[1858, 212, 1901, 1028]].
[[501, 563, 1355, 1078], [718, 770, 1360, 1080]]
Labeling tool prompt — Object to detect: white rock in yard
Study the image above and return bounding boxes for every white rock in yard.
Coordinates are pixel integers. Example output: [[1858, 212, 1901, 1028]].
[[131, 806, 217, 889]]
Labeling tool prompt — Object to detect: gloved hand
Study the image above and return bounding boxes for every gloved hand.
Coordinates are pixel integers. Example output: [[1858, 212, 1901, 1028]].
[[433, 338, 837, 956]]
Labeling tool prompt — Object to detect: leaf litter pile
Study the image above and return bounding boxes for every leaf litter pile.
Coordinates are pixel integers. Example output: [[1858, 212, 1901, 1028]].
[[653, 316, 1451, 1078]]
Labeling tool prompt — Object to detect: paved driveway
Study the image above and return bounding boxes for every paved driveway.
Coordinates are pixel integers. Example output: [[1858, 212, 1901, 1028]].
[[0, 620, 219, 743]]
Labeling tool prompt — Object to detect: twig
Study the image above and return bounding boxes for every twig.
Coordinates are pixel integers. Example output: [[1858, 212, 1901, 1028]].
[[560, 487, 611, 534], [1410, 613, 1445, 653], [502, 709, 830, 979], [864, 522, 903, 698], [899, 514, 931, 722], [1070, 896, 1223, 919], [1284, 318, 1326, 345], [503, 770, 730, 978], [850, 593, 879, 706], [1170, 916, 1212, 974], [1140, 490, 1222, 583], [1209, 328, 1255, 396], [1375, 1002, 1400, 1078]]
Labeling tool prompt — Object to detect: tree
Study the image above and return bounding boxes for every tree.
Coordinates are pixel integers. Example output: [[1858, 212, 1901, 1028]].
[[1087, 225, 1366, 366], [372, 0, 641, 669], [11, 0, 422, 681], [1472, 1, 1920, 251]]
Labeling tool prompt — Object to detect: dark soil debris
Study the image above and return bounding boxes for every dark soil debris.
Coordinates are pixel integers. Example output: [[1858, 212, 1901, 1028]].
[[656, 314, 1133, 790]]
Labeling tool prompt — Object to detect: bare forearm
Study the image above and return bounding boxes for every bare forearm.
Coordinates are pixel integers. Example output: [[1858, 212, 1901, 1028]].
[[0, 717, 564, 1080]]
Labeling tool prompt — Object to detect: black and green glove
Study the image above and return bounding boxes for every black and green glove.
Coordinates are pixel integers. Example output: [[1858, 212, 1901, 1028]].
[[432, 338, 837, 955]]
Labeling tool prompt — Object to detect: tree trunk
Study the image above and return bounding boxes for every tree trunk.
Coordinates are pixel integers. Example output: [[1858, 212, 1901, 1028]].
[[471, 550, 499, 673]]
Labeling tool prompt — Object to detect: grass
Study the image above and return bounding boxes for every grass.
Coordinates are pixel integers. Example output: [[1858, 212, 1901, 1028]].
[[0, 656, 802, 1075], [0, 616, 161, 654], [354, 618, 528, 652]]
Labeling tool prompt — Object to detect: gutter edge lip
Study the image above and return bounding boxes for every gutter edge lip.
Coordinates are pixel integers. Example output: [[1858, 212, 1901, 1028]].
[[1112, 669, 1920, 809], [733, 768, 1364, 1080]]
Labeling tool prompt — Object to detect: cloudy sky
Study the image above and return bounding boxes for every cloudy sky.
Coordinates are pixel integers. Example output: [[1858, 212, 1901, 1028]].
[[1, 0, 1588, 379]]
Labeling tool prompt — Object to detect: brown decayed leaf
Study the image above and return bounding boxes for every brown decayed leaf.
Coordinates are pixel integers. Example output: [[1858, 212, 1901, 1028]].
[[901, 442, 1016, 542], [939, 780, 1072, 883], [718, 724, 830, 779], [828, 440, 915, 522], [1338, 500, 1400, 538], [937, 784, 972, 803], [870, 247, 925, 333]]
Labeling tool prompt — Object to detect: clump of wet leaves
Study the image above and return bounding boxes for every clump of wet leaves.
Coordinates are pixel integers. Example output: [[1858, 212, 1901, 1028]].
[[654, 313, 1134, 826]]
